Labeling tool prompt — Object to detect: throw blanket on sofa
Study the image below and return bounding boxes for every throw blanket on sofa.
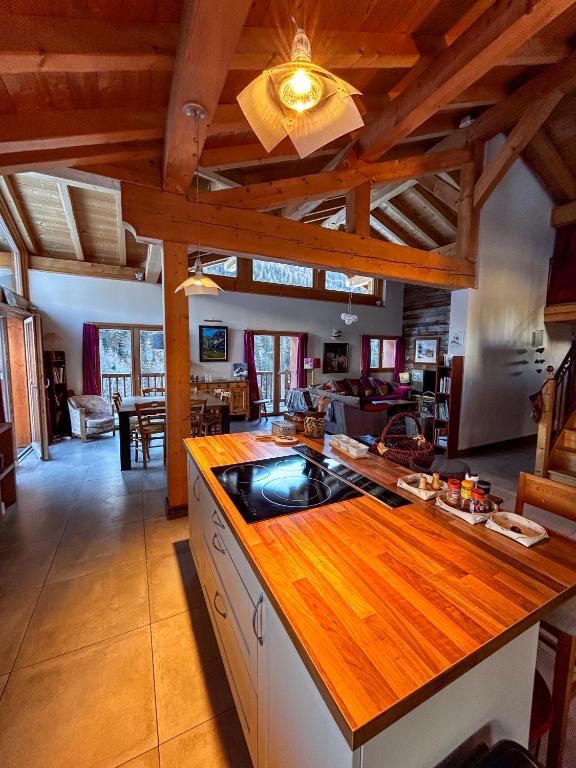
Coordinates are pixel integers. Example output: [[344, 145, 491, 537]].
[[284, 388, 319, 412]]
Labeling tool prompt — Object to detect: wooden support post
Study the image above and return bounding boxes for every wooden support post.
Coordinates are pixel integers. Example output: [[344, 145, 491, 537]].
[[162, 242, 190, 514], [345, 181, 371, 236], [534, 378, 556, 477], [455, 142, 484, 268]]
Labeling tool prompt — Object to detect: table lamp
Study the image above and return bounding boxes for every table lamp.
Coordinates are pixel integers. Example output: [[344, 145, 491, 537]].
[[304, 357, 321, 386]]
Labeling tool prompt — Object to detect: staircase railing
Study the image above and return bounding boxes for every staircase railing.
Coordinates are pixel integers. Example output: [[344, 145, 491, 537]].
[[534, 340, 576, 476]]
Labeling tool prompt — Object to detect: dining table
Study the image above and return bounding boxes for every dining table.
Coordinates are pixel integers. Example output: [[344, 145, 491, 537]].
[[118, 394, 231, 470]]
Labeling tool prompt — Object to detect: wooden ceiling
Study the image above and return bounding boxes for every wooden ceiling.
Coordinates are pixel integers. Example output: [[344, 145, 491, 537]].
[[0, 0, 575, 287]]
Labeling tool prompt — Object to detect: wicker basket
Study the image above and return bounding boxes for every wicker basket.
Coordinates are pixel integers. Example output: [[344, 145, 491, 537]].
[[371, 411, 434, 468], [304, 412, 325, 438]]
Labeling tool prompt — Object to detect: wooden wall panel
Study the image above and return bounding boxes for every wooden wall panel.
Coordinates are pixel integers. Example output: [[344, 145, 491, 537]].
[[402, 284, 451, 372], [7, 315, 31, 448]]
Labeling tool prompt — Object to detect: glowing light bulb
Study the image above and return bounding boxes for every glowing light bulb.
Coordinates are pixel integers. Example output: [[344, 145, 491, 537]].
[[279, 68, 323, 113]]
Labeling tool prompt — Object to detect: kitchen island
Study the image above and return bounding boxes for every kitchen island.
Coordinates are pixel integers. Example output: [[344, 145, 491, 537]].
[[185, 432, 576, 768]]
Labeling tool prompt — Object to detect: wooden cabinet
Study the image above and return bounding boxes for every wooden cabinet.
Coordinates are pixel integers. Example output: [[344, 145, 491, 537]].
[[0, 422, 16, 513], [192, 379, 248, 418]]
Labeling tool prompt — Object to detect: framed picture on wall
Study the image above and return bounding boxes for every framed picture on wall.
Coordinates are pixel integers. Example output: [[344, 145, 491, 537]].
[[199, 325, 228, 362], [322, 342, 349, 374], [414, 337, 438, 365]]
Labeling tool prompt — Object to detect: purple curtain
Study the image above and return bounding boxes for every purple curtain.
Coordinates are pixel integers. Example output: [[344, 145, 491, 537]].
[[82, 322, 101, 395], [393, 337, 405, 382], [360, 335, 371, 378], [295, 333, 308, 388], [244, 331, 260, 420]]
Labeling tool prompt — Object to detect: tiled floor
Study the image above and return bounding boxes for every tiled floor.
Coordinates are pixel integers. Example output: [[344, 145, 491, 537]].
[[0, 429, 574, 766], [0, 434, 250, 768]]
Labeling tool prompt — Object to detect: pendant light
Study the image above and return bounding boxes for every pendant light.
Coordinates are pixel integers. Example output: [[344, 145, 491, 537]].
[[340, 292, 358, 326], [175, 102, 224, 298], [237, 22, 364, 158]]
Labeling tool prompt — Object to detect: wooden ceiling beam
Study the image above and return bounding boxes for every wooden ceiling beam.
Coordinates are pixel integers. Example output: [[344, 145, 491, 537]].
[[346, 182, 371, 237], [0, 176, 37, 253], [201, 141, 338, 171], [30, 255, 140, 281], [0, 140, 163, 176], [162, 0, 251, 194], [415, 176, 460, 212], [121, 183, 476, 289], [410, 185, 457, 232], [199, 148, 471, 211], [551, 200, 576, 227], [57, 183, 84, 261], [145, 244, 163, 283], [357, 0, 575, 162], [473, 89, 564, 209], [0, 15, 177, 73], [370, 209, 421, 249], [115, 196, 127, 266], [383, 199, 440, 250], [526, 130, 576, 202], [0, 111, 165, 154]]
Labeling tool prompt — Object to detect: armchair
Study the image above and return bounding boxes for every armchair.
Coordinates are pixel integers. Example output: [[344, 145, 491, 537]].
[[68, 395, 115, 442]]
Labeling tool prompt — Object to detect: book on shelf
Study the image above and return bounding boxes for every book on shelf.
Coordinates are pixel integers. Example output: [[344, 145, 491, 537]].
[[438, 376, 451, 394], [435, 401, 449, 420]]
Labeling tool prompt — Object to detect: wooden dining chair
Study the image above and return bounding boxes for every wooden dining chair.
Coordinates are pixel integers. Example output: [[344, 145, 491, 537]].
[[135, 401, 166, 468], [142, 386, 166, 397], [190, 398, 206, 438], [112, 392, 145, 463], [515, 471, 576, 768], [252, 387, 271, 422]]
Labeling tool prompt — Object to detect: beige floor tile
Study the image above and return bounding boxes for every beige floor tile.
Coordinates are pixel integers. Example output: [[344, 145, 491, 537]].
[[151, 609, 233, 743], [0, 674, 8, 698], [142, 490, 166, 520], [0, 539, 58, 588], [159, 710, 251, 768], [144, 516, 189, 559], [0, 507, 70, 552], [0, 627, 157, 768], [147, 548, 203, 623], [118, 748, 159, 767], [0, 586, 41, 674], [67, 493, 143, 533], [47, 520, 145, 583], [16, 562, 150, 668]]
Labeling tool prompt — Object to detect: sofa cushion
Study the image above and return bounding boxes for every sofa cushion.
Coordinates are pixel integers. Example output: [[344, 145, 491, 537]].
[[86, 416, 115, 430], [370, 377, 393, 396], [334, 379, 349, 394], [346, 378, 361, 397], [385, 384, 412, 400], [359, 377, 375, 397]]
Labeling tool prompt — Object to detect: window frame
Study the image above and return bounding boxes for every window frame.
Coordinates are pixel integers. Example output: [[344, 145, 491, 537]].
[[367, 335, 398, 372]]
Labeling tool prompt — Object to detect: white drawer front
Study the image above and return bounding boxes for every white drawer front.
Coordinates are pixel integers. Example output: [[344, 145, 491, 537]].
[[203, 554, 258, 766], [209, 504, 261, 605], [203, 526, 259, 688]]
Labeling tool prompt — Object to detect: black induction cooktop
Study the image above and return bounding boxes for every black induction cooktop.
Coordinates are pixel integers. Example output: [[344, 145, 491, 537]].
[[212, 445, 409, 524]]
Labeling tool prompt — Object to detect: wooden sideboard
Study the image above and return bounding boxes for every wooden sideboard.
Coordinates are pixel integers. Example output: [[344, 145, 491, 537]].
[[192, 379, 249, 418]]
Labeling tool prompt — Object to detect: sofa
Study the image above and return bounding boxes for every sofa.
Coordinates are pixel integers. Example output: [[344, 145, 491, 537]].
[[68, 395, 116, 442], [285, 378, 415, 438]]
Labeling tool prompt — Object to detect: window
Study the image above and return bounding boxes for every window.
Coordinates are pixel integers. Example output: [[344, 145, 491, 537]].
[[253, 260, 313, 288], [98, 325, 164, 401], [325, 271, 374, 294], [368, 336, 397, 370], [203, 257, 237, 277]]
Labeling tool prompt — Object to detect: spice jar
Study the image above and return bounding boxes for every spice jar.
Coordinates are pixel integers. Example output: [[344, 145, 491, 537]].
[[470, 487, 485, 513], [418, 474, 429, 490], [465, 471, 479, 486], [461, 479, 474, 503], [477, 479, 491, 496], [447, 478, 461, 506], [431, 472, 441, 491]]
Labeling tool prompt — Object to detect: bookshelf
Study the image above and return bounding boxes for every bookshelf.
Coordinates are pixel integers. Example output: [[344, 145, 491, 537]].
[[44, 350, 71, 440], [433, 355, 463, 459]]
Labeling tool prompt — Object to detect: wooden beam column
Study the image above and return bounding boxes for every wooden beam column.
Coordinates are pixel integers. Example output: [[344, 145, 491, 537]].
[[456, 143, 484, 269], [162, 242, 190, 514], [346, 181, 371, 236]]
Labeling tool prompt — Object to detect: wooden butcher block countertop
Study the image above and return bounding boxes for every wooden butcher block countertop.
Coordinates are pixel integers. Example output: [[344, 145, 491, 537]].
[[185, 432, 576, 749]]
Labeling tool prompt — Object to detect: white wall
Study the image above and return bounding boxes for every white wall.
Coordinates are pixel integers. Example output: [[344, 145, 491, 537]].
[[30, 270, 404, 393], [30, 271, 162, 394], [450, 136, 575, 450], [188, 283, 404, 382]]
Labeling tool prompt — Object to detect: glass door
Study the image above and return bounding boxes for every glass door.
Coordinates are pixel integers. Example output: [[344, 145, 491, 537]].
[[254, 332, 298, 415], [23, 315, 50, 460]]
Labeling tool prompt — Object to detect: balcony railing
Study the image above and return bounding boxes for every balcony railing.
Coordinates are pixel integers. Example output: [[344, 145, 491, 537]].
[[101, 372, 165, 402], [256, 370, 292, 411]]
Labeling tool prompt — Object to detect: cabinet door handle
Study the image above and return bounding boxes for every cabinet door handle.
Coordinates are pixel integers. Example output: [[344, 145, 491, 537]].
[[213, 591, 227, 619], [193, 475, 200, 502], [212, 510, 225, 529], [252, 594, 264, 645], [212, 532, 226, 554]]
